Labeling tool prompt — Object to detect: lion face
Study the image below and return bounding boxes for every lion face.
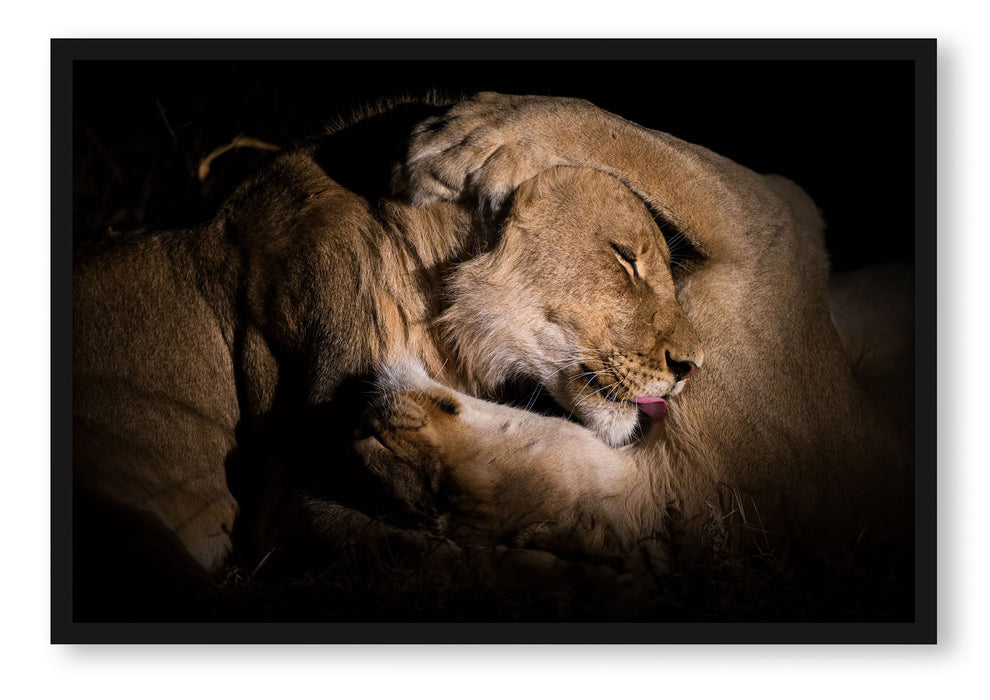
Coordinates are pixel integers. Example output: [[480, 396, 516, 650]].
[[440, 167, 704, 446]]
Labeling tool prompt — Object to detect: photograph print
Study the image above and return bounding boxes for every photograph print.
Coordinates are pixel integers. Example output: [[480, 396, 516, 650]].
[[54, 40, 933, 642]]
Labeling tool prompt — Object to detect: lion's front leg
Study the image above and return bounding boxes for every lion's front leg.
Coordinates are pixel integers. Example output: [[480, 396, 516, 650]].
[[353, 362, 659, 559], [397, 92, 788, 266]]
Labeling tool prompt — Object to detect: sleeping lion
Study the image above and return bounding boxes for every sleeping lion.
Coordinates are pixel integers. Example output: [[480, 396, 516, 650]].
[[72, 97, 705, 617], [72, 93, 912, 619], [358, 92, 914, 562]]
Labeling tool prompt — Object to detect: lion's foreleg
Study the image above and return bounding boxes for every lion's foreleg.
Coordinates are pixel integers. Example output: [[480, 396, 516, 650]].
[[352, 362, 656, 559], [401, 92, 789, 266]]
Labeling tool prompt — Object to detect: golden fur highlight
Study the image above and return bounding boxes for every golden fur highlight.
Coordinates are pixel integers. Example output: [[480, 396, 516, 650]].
[[73, 97, 705, 588], [362, 93, 914, 562]]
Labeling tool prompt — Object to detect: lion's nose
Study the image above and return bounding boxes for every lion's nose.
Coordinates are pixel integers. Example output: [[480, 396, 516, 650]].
[[666, 351, 699, 383]]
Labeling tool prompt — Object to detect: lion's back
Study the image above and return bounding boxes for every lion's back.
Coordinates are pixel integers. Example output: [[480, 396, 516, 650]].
[[73, 231, 241, 573]]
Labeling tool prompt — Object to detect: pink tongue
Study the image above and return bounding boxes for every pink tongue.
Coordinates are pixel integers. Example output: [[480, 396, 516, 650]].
[[633, 396, 668, 422]]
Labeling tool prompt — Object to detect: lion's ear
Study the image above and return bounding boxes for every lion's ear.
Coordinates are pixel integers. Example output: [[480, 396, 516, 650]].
[[762, 174, 825, 241]]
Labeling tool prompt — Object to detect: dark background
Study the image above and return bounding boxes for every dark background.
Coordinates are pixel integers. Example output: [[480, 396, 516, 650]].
[[72, 57, 915, 272]]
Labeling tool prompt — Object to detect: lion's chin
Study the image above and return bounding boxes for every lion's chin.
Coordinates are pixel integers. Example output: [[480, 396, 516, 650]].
[[567, 398, 643, 448], [517, 380, 647, 447]]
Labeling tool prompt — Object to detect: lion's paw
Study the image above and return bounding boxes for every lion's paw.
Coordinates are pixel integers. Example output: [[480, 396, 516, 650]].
[[351, 362, 462, 512], [395, 92, 584, 214]]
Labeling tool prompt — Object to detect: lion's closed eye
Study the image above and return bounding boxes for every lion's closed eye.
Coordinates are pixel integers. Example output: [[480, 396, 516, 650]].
[[611, 243, 641, 280]]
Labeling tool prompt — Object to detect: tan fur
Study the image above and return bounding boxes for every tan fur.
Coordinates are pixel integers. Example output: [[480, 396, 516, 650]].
[[73, 141, 481, 573], [74, 103, 703, 576], [361, 93, 913, 561], [437, 166, 703, 446]]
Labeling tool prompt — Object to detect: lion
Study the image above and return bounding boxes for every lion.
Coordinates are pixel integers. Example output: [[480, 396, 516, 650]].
[[354, 92, 914, 563], [72, 98, 703, 618]]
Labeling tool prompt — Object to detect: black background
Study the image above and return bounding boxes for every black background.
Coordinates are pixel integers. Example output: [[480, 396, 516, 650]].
[[72, 54, 915, 273]]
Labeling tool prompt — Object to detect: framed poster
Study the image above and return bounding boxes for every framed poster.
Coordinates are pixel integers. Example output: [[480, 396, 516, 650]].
[[52, 38, 934, 643]]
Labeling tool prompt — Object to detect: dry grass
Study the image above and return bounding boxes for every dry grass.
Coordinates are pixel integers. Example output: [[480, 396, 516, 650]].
[[208, 506, 912, 623]]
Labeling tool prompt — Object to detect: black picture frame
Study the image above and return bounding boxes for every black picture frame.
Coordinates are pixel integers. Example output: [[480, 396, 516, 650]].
[[52, 38, 936, 644]]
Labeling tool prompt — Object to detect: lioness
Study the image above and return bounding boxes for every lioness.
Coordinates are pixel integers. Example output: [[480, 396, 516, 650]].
[[357, 93, 914, 561], [72, 99, 702, 618]]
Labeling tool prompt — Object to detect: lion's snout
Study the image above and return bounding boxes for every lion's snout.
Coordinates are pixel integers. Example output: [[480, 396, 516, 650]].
[[665, 352, 699, 383]]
